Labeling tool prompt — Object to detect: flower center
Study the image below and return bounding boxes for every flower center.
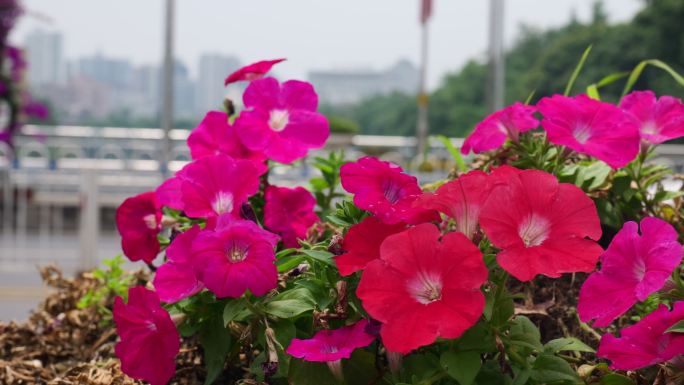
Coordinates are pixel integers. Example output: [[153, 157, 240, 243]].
[[381, 179, 403, 204], [321, 344, 339, 354], [640, 120, 658, 136], [572, 123, 592, 144], [633, 257, 646, 281], [227, 246, 247, 263], [407, 271, 443, 305], [518, 213, 550, 247], [142, 214, 158, 230], [146, 321, 158, 332], [269, 109, 290, 132], [212, 191, 234, 214]]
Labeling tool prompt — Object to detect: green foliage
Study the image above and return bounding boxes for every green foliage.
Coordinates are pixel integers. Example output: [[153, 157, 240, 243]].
[[77, 255, 134, 319], [328, 115, 360, 134], [199, 313, 232, 385], [310, 151, 346, 214]]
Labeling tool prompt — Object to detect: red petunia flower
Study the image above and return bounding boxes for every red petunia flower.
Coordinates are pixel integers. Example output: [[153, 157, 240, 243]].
[[264, 185, 319, 248], [461, 102, 538, 154], [153, 225, 205, 303], [538, 94, 640, 168], [578, 217, 683, 327], [113, 286, 180, 385], [224, 58, 286, 85], [479, 168, 603, 281], [597, 302, 684, 370], [116, 191, 162, 263], [341, 156, 437, 225], [187, 111, 266, 171], [620, 90, 684, 145], [356, 224, 487, 353], [179, 154, 263, 219], [235, 77, 329, 163], [414, 170, 490, 240], [192, 217, 280, 298], [334, 216, 406, 276]]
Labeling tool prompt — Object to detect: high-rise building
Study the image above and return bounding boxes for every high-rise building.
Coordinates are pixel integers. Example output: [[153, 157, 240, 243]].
[[24, 29, 64, 88], [196, 53, 241, 114], [308, 59, 420, 106], [76, 53, 133, 89]]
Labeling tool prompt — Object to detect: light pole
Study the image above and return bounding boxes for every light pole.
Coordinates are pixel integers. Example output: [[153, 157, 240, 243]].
[[488, 0, 505, 112], [161, 0, 175, 177], [416, 0, 432, 163]]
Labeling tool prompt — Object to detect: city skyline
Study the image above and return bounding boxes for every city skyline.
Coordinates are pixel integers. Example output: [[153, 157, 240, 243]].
[[12, 0, 642, 90]]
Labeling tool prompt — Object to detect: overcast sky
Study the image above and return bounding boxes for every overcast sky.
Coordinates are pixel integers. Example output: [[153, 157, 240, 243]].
[[13, 0, 643, 89]]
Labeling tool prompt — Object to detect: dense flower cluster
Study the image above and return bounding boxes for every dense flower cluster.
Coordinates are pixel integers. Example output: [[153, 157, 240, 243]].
[[112, 57, 684, 384]]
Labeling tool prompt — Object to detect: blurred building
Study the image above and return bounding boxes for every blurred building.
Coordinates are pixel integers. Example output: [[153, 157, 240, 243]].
[[196, 53, 241, 114], [24, 29, 65, 87], [308, 59, 419, 106], [174, 60, 195, 120]]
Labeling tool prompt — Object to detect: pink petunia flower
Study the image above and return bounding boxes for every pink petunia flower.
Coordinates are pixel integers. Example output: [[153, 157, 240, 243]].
[[192, 217, 280, 298], [597, 302, 684, 370], [116, 191, 162, 263], [113, 286, 180, 385], [179, 154, 263, 219], [356, 224, 488, 353], [334, 216, 406, 276], [286, 319, 375, 362], [538, 94, 640, 168], [224, 58, 286, 85], [153, 226, 205, 303], [187, 111, 266, 168], [620, 90, 684, 145], [479, 168, 603, 281], [461, 102, 539, 154], [341, 156, 437, 225], [235, 77, 329, 164], [156, 174, 184, 212], [264, 185, 319, 248], [414, 170, 490, 240], [578, 217, 683, 327]]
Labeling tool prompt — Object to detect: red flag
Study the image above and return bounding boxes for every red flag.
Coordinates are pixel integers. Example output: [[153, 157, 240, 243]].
[[420, 0, 432, 24]]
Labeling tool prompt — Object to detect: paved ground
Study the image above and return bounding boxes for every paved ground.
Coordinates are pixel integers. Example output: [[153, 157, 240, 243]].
[[0, 233, 127, 322]]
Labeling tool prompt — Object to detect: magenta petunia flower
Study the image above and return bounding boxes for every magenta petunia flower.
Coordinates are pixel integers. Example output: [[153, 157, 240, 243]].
[[224, 58, 286, 85], [192, 217, 280, 298], [179, 154, 263, 219], [334, 216, 406, 276], [153, 226, 205, 303], [620, 90, 684, 145], [538, 94, 640, 168], [479, 168, 603, 281], [116, 191, 162, 263], [341, 156, 437, 225], [156, 174, 184, 212], [357, 224, 488, 353], [578, 217, 682, 327], [235, 77, 329, 163], [461, 102, 538, 154], [597, 302, 684, 370], [264, 185, 319, 248], [286, 319, 375, 362], [414, 170, 490, 239], [187, 111, 266, 167], [113, 286, 180, 385]]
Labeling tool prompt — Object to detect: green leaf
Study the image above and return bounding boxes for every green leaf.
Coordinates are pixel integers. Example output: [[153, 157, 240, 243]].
[[264, 288, 315, 319], [288, 350, 377, 385], [600, 373, 635, 385], [586, 84, 601, 100], [530, 354, 581, 384], [666, 319, 684, 333], [276, 254, 306, 273], [506, 316, 543, 351], [453, 322, 497, 353], [564, 45, 592, 96], [436, 135, 467, 172], [622, 59, 684, 97], [544, 338, 595, 353], [404, 352, 442, 382], [199, 316, 232, 385], [440, 351, 481, 385], [299, 249, 335, 267], [222, 298, 247, 326]]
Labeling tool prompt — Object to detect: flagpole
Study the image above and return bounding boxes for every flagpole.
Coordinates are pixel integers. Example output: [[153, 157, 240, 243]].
[[488, 0, 505, 112], [416, 2, 430, 163]]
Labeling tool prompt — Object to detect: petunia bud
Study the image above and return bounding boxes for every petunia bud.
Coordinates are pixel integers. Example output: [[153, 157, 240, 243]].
[[326, 360, 344, 383], [386, 351, 403, 377], [263, 327, 280, 378], [327, 234, 345, 256]]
